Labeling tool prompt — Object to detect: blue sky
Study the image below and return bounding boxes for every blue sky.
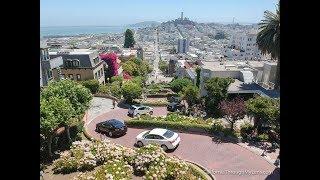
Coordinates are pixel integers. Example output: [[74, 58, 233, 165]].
[[41, 0, 278, 27]]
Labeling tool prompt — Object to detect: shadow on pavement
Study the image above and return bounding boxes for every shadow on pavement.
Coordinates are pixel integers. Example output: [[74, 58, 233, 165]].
[[265, 167, 280, 180]]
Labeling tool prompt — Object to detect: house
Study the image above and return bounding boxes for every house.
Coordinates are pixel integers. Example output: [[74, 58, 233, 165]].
[[40, 42, 63, 86], [199, 60, 279, 98], [49, 49, 105, 84]]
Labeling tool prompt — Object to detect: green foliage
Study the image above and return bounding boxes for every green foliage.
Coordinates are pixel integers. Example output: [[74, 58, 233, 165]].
[[122, 80, 142, 103], [110, 76, 123, 84], [195, 67, 201, 87], [80, 79, 100, 94], [122, 57, 151, 77], [41, 79, 93, 116], [126, 120, 213, 133], [245, 97, 280, 133], [181, 85, 200, 106], [170, 78, 193, 93], [211, 120, 225, 134], [124, 29, 135, 48], [240, 123, 255, 140], [40, 96, 75, 136], [110, 81, 122, 99], [204, 77, 234, 115], [98, 84, 110, 94], [257, 133, 269, 142], [159, 60, 168, 73]]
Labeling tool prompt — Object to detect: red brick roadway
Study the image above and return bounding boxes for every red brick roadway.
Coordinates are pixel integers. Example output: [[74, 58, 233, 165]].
[[85, 107, 279, 180]]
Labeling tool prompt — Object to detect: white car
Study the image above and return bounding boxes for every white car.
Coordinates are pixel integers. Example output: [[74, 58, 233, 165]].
[[128, 105, 154, 117], [135, 128, 181, 151]]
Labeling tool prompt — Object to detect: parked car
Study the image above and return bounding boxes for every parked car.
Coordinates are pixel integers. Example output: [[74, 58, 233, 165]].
[[95, 119, 127, 137], [135, 128, 181, 151], [168, 96, 181, 103], [128, 105, 154, 117], [167, 102, 185, 112]]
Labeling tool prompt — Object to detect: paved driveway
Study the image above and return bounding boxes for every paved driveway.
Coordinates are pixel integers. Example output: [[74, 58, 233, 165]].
[[85, 108, 279, 180]]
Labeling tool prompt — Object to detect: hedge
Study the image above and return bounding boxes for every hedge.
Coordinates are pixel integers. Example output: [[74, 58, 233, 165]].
[[125, 120, 213, 134]]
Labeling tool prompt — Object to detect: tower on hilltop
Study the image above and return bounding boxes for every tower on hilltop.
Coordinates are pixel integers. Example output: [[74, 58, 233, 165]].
[[181, 12, 184, 20]]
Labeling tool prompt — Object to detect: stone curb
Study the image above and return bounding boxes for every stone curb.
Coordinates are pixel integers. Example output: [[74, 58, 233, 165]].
[[185, 160, 216, 180]]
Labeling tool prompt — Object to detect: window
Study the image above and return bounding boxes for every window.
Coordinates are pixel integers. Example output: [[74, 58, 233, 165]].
[[73, 60, 80, 67], [93, 57, 100, 64], [145, 134, 155, 139], [163, 130, 174, 138], [47, 70, 53, 79], [76, 74, 81, 81], [68, 74, 74, 80], [98, 70, 101, 78], [95, 72, 98, 79], [100, 68, 104, 76], [153, 135, 164, 140]]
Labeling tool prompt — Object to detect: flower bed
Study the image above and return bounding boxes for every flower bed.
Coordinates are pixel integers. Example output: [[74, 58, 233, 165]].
[[52, 140, 209, 179]]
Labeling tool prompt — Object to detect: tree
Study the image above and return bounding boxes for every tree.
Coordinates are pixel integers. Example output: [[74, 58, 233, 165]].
[[40, 96, 75, 157], [122, 57, 151, 77], [219, 97, 246, 130], [80, 79, 100, 94], [257, 3, 280, 90], [124, 29, 135, 48], [110, 81, 122, 99], [41, 80, 92, 144], [41, 80, 92, 116], [195, 67, 201, 88], [204, 77, 234, 115], [159, 60, 168, 74], [214, 32, 226, 40], [122, 80, 142, 103], [181, 85, 200, 106], [170, 78, 193, 93], [245, 97, 280, 134]]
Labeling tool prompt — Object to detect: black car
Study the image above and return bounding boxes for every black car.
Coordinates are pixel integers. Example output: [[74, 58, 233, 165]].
[[95, 119, 127, 137], [168, 96, 181, 103], [167, 102, 185, 112]]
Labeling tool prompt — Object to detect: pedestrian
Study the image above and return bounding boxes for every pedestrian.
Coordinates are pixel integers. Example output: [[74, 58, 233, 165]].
[[112, 99, 116, 109], [40, 170, 44, 180]]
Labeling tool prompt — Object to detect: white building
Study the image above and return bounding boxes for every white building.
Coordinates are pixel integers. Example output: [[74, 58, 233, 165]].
[[199, 60, 277, 97], [224, 30, 262, 61]]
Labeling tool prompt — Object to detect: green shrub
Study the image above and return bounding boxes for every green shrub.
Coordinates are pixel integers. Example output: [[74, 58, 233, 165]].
[[240, 123, 254, 140], [257, 133, 269, 142], [110, 81, 122, 99], [80, 79, 100, 94], [211, 120, 225, 134], [110, 76, 123, 83], [98, 84, 110, 94], [126, 120, 212, 133]]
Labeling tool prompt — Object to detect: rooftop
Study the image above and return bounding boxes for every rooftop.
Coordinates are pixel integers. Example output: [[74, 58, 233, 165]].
[[49, 49, 95, 55], [201, 60, 268, 71], [228, 79, 280, 98]]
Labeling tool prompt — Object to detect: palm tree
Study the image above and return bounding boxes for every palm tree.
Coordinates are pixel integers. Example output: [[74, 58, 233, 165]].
[[257, 3, 280, 90]]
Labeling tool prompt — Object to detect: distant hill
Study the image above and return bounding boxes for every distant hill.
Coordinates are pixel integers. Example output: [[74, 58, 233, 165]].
[[128, 21, 161, 28]]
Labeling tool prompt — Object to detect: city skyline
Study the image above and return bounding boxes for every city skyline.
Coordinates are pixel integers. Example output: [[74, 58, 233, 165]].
[[41, 0, 278, 27]]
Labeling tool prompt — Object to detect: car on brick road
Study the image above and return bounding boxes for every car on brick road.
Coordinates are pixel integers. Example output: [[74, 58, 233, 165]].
[[95, 119, 127, 137], [135, 128, 181, 151], [128, 105, 154, 117]]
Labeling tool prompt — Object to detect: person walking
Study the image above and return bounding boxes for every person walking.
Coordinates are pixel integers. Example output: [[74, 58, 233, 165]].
[[112, 99, 116, 109]]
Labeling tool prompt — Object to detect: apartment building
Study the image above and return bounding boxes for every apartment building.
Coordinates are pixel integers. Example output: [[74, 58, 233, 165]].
[[177, 38, 189, 54], [224, 30, 262, 61], [40, 42, 63, 86], [49, 49, 105, 84]]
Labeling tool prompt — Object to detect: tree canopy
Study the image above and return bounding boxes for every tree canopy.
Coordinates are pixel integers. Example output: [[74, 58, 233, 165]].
[[124, 29, 135, 48], [41, 79, 93, 116], [170, 78, 193, 93], [121, 80, 142, 103]]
